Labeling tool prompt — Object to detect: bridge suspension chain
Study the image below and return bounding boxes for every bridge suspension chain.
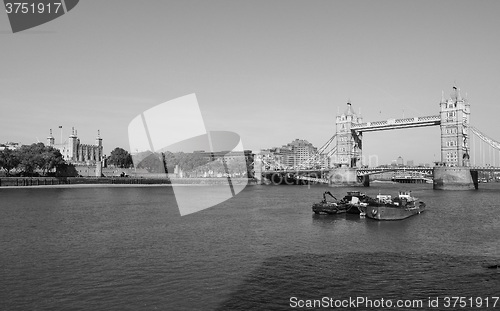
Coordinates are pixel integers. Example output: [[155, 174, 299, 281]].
[[296, 133, 337, 169], [325, 146, 338, 157], [470, 126, 500, 151], [261, 156, 287, 171]]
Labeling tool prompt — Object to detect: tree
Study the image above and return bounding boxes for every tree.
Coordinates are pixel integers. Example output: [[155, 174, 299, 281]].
[[108, 147, 133, 168], [163, 151, 178, 173], [135, 151, 165, 173], [56, 163, 79, 177], [17, 144, 40, 176], [16, 143, 67, 176], [0, 148, 20, 176], [40, 146, 65, 175]]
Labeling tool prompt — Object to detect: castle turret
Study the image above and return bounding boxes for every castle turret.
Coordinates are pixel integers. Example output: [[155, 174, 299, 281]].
[[68, 127, 78, 161], [95, 130, 103, 160], [96, 130, 102, 147], [47, 129, 55, 147]]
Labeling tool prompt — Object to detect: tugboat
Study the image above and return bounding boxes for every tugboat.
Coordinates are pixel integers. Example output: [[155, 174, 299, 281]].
[[312, 191, 347, 214], [365, 191, 425, 220]]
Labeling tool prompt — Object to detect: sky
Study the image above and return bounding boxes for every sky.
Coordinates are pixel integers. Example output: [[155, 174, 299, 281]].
[[1, 0, 500, 165]]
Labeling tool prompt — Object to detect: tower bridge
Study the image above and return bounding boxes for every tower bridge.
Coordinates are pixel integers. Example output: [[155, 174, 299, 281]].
[[254, 85, 500, 189]]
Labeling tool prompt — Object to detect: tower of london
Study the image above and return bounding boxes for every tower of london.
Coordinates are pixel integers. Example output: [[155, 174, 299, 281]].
[[47, 127, 103, 165]]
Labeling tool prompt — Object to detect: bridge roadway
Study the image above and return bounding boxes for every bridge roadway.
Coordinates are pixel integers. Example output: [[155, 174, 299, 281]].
[[262, 167, 434, 176], [262, 169, 328, 174], [469, 166, 500, 172], [262, 166, 500, 177], [357, 167, 433, 176], [356, 166, 500, 175]]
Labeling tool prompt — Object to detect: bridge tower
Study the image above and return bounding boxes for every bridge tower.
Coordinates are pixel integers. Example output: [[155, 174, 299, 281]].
[[439, 86, 470, 166], [434, 86, 476, 190], [335, 101, 363, 167]]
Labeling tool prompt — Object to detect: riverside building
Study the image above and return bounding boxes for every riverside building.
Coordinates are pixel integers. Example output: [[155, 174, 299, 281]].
[[46, 128, 103, 165], [281, 139, 318, 168]]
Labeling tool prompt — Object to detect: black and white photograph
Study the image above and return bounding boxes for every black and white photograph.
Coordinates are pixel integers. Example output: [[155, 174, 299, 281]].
[[1, 1, 500, 310]]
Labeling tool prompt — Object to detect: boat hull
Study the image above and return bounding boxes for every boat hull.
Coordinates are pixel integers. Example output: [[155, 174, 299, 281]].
[[365, 202, 425, 220], [345, 204, 366, 214], [312, 202, 347, 214]]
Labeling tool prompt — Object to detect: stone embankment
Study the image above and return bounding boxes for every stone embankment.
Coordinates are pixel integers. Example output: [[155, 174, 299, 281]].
[[0, 177, 253, 187]]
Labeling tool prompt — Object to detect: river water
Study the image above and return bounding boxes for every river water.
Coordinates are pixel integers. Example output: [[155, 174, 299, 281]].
[[1, 183, 499, 310]]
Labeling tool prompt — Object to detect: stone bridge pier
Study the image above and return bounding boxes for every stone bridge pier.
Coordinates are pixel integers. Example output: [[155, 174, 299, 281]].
[[433, 166, 478, 190], [328, 168, 369, 187]]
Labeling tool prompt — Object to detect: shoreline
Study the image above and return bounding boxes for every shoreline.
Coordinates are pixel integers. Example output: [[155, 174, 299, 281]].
[[0, 183, 174, 189], [0, 177, 255, 189]]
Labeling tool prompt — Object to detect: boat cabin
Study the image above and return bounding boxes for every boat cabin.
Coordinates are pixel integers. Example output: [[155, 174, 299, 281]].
[[398, 191, 413, 200], [376, 194, 392, 203], [342, 191, 366, 205]]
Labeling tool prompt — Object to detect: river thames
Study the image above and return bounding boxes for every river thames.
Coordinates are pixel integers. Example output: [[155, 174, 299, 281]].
[[1, 183, 499, 310]]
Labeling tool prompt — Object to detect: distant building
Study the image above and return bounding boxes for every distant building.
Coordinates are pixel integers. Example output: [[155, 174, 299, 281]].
[[262, 140, 326, 169], [281, 147, 295, 168], [46, 127, 103, 165], [260, 148, 285, 169], [396, 156, 404, 166], [175, 149, 252, 177], [192, 149, 252, 160], [406, 160, 414, 167], [281, 139, 318, 168], [0, 142, 19, 151], [319, 154, 331, 169]]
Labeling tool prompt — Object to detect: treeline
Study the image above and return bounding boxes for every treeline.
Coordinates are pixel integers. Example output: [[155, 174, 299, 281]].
[[0, 143, 77, 177], [0, 144, 255, 178], [134, 151, 254, 177], [135, 151, 210, 173]]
